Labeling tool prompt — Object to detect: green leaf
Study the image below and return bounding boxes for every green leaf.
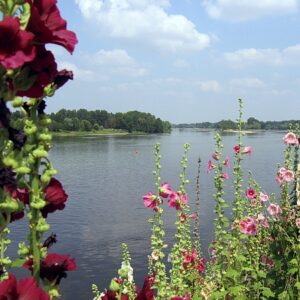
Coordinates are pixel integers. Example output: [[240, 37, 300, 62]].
[[288, 268, 298, 275], [295, 282, 300, 290], [262, 287, 275, 298], [225, 268, 240, 278], [11, 258, 26, 268]]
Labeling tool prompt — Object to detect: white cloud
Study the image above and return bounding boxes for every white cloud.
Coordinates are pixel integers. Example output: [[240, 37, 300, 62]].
[[86, 49, 148, 77], [197, 80, 220, 92], [224, 44, 300, 67], [58, 62, 98, 81], [203, 0, 298, 21], [230, 77, 265, 89], [75, 0, 210, 52], [173, 59, 189, 68]]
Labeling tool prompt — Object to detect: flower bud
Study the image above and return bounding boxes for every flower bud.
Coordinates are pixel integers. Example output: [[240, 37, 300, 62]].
[[39, 117, 52, 126], [12, 97, 23, 107], [16, 166, 31, 174], [33, 148, 48, 158], [109, 279, 120, 292], [3, 157, 18, 169], [30, 198, 46, 209], [36, 218, 50, 232], [18, 242, 30, 256], [38, 133, 52, 142], [118, 268, 128, 279], [41, 173, 51, 185]]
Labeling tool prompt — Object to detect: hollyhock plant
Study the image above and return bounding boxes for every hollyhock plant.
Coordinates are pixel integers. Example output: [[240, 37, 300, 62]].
[[0, 274, 50, 300], [143, 192, 158, 211], [42, 178, 68, 217], [26, 0, 78, 54], [159, 182, 173, 198], [223, 157, 230, 168], [245, 188, 257, 199], [267, 203, 282, 218], [0, 17, 36, 69], [24, 253, 76, 285], [283, 132, 299, 146], [240, 217, 258, 236]]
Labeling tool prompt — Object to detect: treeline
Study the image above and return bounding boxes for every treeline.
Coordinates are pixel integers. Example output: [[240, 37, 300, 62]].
[[174, 117, 300, 131], [12, 109, 171, 133]]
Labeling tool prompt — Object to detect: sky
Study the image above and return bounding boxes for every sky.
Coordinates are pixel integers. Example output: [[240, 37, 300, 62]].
[[48, 0, 300, 123]]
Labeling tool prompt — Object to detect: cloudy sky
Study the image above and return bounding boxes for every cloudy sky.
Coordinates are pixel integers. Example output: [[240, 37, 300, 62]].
[[48, 0, 300, 123]]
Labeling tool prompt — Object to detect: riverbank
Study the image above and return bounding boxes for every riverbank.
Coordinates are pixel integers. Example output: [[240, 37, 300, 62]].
[[52, 129, 129, 137]]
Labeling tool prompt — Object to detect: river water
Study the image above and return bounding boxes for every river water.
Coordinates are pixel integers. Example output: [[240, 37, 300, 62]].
[[8, 129, 286, 299]]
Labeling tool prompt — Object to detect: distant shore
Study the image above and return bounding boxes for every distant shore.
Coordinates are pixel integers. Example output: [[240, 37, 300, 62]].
[[52, 129, 130, 137]]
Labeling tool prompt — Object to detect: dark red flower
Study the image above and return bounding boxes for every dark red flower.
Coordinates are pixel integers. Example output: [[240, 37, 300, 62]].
[[16, 46, 57, 98], [24, 253, 76, 285], [42, 178, 68, 217], [0, 273, 50, 300], [135, 275, 155, 300], [53, 69, 73, 90], [0, 17, 36, 69], [26, 0, 78, 54], [101, 290, 129, 300], [233, 145, 241, 154]]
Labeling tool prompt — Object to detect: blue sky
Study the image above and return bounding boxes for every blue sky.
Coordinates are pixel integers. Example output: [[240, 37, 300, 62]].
[[48, 0, 300, 123]]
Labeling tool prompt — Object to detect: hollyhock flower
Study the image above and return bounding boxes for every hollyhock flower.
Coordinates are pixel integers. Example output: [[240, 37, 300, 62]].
[[26, 0, 78, 54], [53, 69, 73, 90], [0, 274, 50, 300], [101, 290, 129, 300], [240, 217, 258, 236], [0, 17, 36, 69], [245, 188, 257, 199], [135, 275, 155, 300], [257, 214, 269, 228], [171, 294, 191, 300], [168, 192, 181, 210], [16, 46, 57, 98], [242, 146, 252, 155], [0, 167, 16, 189], [42, 178, 68, 217], [7, 127, 27, 150], [212, 152, 220, 161], [183, 249, 198, 264], [222, 172, 229, 180], [296, 218, 300, 228], [259, 192, 269, 202], [159, 182, 173, 198], [223, 157, 230, 168], [189, 213, 198, 219], [283, 170, 294, 182], [24, 253, 76, 285], [279, 167, 287, 176], [267, 203, 282, 218], [275, 174, 284, 185], [143, 192, 158, 211], [197, 257, 206, 272], [283, 132, 299, 146], [180, 213, 187, 223], [261, 255, 274, 269], [233, 145, 240, 154], [207, 160, 215, 173], [151, 250, 160, 261]]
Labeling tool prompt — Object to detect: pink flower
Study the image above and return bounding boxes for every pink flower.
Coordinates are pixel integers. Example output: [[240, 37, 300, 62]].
[[212, 152, 220, 161], [296, 218, 300, 228], [261, 255, 274, 269], [223, 157, 230, 168], [257, 214, 269, 228], [197, 257, 206, 272], [159, 182, 173, 198], [207, 160, 215, 173], [283, 132, 299, 146], [267, 203, 282, 218], [233, 145, 241, 154], [189, 213, 198, 219], [283, 170, 294, 182], [242, 146, 252, 155], [168, 192, 188, 210], [275, 174, 284, 185], [143, 192, 158, 211], [222, 172, 229, 180], [259, 192, 269, 202], [245, 188, 257, 199], [181, 194, 188, 205], [240, 217, 258, 236]]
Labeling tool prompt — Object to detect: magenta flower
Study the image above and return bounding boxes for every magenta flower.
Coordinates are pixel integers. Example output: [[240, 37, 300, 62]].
[[197, 257, 206, 272], [168, 192, 181, 210], [207, 160, 215, 173], [189, 213, 198, 219], [0, 274, 50, 300], [171, 294, 191, 300], [0, 17, 36, 69], [143, 192, 158, 211], [240, 217, 258, 236], [222, 172, 229, 180], [159, 182, 173, 198], [283, 132, 299, 146], [233, 145, 241, 154], [259, 192, 269, 202], [242, 146, 252, 155], [267, 203, 282, 218], [223, 157, 230, 168], [296, 218, 300, 228], [135, 275, 155, 300], [245, 188, 257, 199]]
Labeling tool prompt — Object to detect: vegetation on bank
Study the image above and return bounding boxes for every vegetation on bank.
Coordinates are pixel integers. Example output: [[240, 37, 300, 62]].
[[174, 117, 300, 131], [12, 109, 171, 134]]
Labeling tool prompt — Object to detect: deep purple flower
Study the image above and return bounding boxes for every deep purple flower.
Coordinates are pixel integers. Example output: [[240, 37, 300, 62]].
[[0, 100, 11, 129], [53, 69, 73, 90], [7, 127, 27, 150], [0, 167, 16, 189]]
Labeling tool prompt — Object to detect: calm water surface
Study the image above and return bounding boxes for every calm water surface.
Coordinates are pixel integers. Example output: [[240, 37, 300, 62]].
[[8, 129, 285, 299]]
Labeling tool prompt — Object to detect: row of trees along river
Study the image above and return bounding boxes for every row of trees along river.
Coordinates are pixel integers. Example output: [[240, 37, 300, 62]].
[[12, 109, 172, 134], [174, 117, 300, 130]]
